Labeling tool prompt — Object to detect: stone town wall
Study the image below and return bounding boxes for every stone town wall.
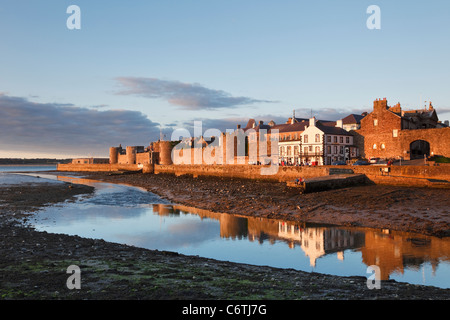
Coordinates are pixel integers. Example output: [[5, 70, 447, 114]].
[[350, 164, 450, 180], [398, 127, 450, 158], [153, 163, 450, 183], [354, 127, 450, 160], [353, 98, 450, 160], [58, 162, 450, 188], [57, 163, 154, 173], [154, 164, 330, 182]]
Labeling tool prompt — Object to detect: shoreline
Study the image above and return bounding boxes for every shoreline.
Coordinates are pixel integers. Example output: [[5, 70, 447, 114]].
[[0, 171, 449, 300], [76, 171, 450, 238]]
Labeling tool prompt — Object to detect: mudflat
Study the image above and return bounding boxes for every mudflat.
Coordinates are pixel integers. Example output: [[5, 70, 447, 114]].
[[83, 172, 450, 238], [0, 171, 449, 301]]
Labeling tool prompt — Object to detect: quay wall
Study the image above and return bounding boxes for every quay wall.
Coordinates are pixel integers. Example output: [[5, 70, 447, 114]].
[[154, 164, 330, 182], [154, 164, 450, 181], [58, 163, 450, 187], [57, 163, 154, 173], [349, 165, 450, 180]]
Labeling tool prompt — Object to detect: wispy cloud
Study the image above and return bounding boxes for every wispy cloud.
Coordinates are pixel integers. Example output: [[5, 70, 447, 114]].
[[173, 109, 370, 138], [115, 77, 275, 110], [294, 107, 369, 121], [0, 93, 161, 157]]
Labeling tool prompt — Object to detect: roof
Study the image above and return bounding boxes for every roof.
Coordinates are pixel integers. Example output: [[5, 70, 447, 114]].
[[401, 109, 438, 121], [269, 121, 309, 133], [315, 124, 352, 136], [243, 119, 256, 130], [341, 114, 366, 124], [239, 116, 354, 136]]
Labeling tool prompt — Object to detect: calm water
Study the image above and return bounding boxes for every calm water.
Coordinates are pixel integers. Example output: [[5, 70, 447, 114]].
[[0, 165, 57, 172], [4, 171, 450, 289]]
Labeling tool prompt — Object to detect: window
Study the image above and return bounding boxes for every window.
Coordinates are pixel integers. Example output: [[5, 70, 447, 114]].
[[373, 144, 377, 149], [340, 137, 343, 143], [340, 146, 344, 154], [374, 119, 378, 126], [334, 146, 338, 154], [309, 146, 313, 152], [381, 143, 385, 149], [287, 146, 291, 155], [304, 147, 309, 154], [327, 136, 331, 143], [393, 129, 398, 137], [334, 136, 338, 143], [315, 134, 320, 142], [327, 146, 331, 154], [304, 135, 308, 143], [315, 146, 321, 154], [294, 146, 299, 155], [346, 137, 350, 144]]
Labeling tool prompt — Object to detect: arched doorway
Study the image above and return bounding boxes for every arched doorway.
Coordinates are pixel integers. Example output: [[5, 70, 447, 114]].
[[410, 140, 430, 159]]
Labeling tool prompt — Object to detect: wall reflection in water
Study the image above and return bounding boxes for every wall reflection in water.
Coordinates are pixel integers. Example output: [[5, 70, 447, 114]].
[[152, 204, 450, 282]]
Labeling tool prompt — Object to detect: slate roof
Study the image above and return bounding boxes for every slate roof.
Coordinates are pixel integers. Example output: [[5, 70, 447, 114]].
[[341, 114, 366, 124]]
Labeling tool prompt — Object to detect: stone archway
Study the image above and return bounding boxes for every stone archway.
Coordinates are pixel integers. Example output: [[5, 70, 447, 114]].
[[410, 140, 430, 159]]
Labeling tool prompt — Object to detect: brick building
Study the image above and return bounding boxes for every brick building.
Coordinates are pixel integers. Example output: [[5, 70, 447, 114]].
[[354, 98, 450, 160]]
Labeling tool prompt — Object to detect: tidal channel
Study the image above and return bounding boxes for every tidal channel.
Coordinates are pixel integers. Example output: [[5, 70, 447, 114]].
[[13, 173, 450, 289]]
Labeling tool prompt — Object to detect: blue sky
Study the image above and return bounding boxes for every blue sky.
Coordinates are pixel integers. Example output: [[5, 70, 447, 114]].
[[1, 0, 449, 158]]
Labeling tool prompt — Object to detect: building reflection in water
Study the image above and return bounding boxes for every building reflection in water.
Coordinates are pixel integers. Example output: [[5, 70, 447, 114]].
[[278, 223, 365, 267], [151, 204, 450, 281]]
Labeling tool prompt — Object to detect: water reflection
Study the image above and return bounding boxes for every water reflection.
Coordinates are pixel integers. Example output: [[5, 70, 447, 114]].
[[27, 174, 450, 288], [150, 204, 449, 284]]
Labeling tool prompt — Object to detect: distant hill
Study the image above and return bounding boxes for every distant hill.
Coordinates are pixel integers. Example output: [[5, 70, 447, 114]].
[[0, 158, 72, 165]]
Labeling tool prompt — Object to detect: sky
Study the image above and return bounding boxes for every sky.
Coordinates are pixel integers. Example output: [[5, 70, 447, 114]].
[[1, 0, 450, 158]]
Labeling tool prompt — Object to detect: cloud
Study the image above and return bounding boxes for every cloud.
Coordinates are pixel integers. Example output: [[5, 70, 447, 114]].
[[89, 104, 109, 109], [115, 77, 274, 110], [169, 115, 286, 139], [0, 93, 161, 157], [294, 107, 369, 121], [168, 108, 370, 140]]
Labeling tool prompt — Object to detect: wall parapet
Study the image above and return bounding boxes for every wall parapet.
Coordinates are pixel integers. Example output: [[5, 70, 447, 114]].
[[58, 162, 450, 187], [154, 164, 330, 182], [349, 164, 450, 180], [57, 163, 154, 173]]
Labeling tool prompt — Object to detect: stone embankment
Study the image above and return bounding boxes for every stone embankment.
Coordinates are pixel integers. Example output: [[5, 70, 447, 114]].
[[58, 163, 450, 190]]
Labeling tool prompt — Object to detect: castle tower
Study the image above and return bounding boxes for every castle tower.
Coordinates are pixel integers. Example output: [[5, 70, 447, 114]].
[[159, 141, 173, 165], [126, 146, 137, 164], [109, 147, 119, 164]]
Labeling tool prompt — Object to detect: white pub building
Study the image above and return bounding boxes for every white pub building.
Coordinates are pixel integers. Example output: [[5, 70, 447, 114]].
[[279, 117, 358, 165]]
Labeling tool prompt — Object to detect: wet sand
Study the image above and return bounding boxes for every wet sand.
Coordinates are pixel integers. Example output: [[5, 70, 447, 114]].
[[0, 171, 449, 301], [81, 172, 450, 238]]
